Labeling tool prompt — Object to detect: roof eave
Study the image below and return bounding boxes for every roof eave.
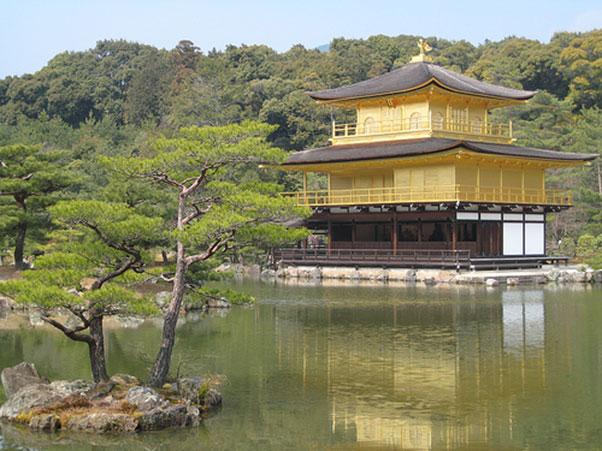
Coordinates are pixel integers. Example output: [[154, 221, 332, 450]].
[[280, 140, 597, 169], [307, 79, 536, 104]]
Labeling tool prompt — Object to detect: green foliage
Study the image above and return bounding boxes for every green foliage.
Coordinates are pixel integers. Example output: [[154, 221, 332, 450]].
[[235, 223, 311, 258], [560, 30, 602, 110], [577, 234, 597, 258], [186, 258, 234, 281], [23, 267, 86, 288], [34, 252, 90, 270], [586, 255, 602, 270], [558, 236, 576, 257], [0, 279, 83, 309], [50, 199, 164, 249], [84, 284, 158, 315], [104, 122, 310, 261], [0, 143, 79, 266]]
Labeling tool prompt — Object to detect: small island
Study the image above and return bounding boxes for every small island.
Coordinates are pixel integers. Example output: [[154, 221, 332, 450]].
[[0, 362, 221, 432]]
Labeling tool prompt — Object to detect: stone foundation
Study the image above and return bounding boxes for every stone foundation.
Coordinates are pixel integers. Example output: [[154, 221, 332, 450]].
[[272, 266, 602, 286]]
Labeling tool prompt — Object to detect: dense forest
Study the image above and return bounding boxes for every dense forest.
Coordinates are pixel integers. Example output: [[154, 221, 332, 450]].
[[0, 30, 601, 265]]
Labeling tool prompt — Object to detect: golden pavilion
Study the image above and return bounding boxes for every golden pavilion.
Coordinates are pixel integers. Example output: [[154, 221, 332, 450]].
[[277, 44, 597, 269]]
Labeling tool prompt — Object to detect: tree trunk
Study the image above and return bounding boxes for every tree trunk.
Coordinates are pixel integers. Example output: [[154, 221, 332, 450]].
[[14, 221, 28, 270], [148, 241, 187, 388], [88, 315, 109, 383], [598, 156, 602, 196], [14, 195, 28, 270]]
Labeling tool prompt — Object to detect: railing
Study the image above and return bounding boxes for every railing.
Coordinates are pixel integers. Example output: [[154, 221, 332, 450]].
[[275, 248, 472, 269], [282, 185, 572, 206], [332, 116, 512, 140]]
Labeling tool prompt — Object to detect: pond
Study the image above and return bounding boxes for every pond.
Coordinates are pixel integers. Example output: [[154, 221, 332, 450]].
[[1, 279, 601, 449]]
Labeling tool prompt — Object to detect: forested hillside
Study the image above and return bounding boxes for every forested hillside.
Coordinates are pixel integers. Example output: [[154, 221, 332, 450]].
[[0, 31, 601, 264]]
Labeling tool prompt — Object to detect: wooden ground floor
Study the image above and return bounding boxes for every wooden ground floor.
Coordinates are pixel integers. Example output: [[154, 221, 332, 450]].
[[303, 205, 551, 259]]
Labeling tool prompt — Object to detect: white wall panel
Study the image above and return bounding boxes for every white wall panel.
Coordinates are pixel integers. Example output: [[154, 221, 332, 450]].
[[525, 214, 544, 222], [525, 223, 545, 255], [503, 222, 523, 255], [457, 212, 478, 220], [481, 213, 502, 221]]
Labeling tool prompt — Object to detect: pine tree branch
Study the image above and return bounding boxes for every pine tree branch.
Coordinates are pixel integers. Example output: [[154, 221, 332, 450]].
[[64, 305, 90, 328], [181, 203, 212, 226], [92, 258, 139, 290], [185, 231, 235, 266], [41, 316, 93, 344]]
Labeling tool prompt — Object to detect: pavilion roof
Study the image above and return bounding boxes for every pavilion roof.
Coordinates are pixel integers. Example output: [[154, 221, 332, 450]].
[[282, 138, 598, 166], [307, 62, 537, 101]]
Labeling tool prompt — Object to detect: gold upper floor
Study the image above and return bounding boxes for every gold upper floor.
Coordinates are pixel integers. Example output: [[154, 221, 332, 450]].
[[328, 86, 519, 146], [282, 149, 577, 207]]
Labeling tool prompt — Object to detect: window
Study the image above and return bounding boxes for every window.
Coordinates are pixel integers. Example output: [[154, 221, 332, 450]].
[[471, 117, 481, 134], [451, 107, 467, 131], [363, 117, 376, 134], [433, 112, 444, 129], [458, 223, 477, 242], [399, 223, 419, 241], [410, 112, 422, 130], [423, 223, 446, 242], [332, 224, 352, 242], [356, 223, 391, 242]]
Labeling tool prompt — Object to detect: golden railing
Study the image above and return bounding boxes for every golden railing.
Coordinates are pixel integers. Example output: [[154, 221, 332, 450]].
[[282, 185, 572, 206], [332, 117, 512, 140]]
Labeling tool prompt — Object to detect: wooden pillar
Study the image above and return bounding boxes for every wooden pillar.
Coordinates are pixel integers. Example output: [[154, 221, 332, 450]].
[[476, 165, 481, 201], [446, 98, 451, 130], [498, 222, 503, 256], [452, 218, 457, 251], [327, 216, 332, 255], [477, 216, 483, 256], [393, 213, 398, 255], [303, 172, 308, 205], [521, 168, 525, 203], [418, 220, 423, 250], [351, 220, 356, 250], [401, 102, 405, 130], [500, 167, 504, 202], [484, 102, 489, 132]]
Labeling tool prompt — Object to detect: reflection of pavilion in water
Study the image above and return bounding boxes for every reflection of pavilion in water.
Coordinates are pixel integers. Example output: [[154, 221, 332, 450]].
[[274, 289, 547, 449]]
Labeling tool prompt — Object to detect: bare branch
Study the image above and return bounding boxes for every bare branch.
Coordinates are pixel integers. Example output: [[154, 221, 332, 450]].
[[64, 305, 90, 328], [41, 316, 93, 344], [139, 269, 175, 284], [182, 167, 209, 197], [182, 203, 213, 226], [92, 257, 139, 290], [149, 172, 185, 189], [185, 231, 235, 266]]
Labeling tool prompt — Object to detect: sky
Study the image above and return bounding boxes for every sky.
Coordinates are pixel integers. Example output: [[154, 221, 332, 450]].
[[1, 0, 601, 79]]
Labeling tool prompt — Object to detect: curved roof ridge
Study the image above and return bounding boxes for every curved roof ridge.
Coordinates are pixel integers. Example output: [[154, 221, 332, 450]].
[[282, 138, 598, 166], [307, 61, 536, 101]]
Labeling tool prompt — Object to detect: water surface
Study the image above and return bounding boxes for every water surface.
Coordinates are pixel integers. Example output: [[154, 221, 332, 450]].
[[1, 280, 600, 449]]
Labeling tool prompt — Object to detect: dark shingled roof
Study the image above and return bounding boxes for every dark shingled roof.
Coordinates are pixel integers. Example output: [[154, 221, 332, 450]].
[[282, 138, 598, 166], [308, 62, 537, 101]]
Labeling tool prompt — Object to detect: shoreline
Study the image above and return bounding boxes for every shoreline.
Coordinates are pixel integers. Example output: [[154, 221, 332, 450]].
[[253, 264, 602, 286]]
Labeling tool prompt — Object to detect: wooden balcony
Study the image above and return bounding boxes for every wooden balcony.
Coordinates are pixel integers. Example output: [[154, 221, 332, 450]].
[[274, 248, 570, 270], [275, 248, 472, 269], [282, 185, 572, 207], [331, 116, 513, 145]]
